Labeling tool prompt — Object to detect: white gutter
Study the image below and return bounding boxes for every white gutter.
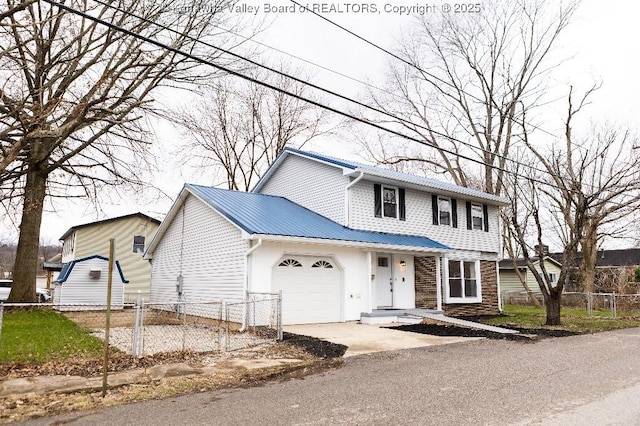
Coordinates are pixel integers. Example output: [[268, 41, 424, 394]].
[[247, 233, 448, 255], [241, 238, 263, 331], [345, 171, 364, 227]]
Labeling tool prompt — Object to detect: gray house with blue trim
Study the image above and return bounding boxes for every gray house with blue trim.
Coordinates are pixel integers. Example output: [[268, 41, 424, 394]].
[[145, 148, 508, 325]]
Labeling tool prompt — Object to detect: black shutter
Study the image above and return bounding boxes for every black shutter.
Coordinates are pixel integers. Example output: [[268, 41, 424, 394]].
[[432, 194, 438, 225], [374, 184, 382, 218], [466, 201, 472, 230], [451, 199, 458, 228], [483, 204, 489, 232], [399, 188, 406, 221]]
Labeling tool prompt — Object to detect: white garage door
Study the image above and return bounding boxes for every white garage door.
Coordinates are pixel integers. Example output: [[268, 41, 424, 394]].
[[272, 256, 342, 325]]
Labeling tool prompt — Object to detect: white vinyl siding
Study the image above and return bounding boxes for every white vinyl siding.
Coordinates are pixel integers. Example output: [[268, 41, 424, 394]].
[[53, 257, 125, 310], [350, 180, 501, 254], [257, 154, 348, 224], [150, 195, 248, 303]]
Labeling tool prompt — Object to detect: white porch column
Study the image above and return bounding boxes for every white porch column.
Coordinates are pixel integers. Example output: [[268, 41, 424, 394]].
[[366, 251, 373, 312], [435, 256, 442, 311]]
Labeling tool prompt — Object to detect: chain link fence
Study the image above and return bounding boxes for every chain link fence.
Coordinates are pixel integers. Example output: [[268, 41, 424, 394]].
[[0, 292, 282, 356], [501, 290, 640, 318]]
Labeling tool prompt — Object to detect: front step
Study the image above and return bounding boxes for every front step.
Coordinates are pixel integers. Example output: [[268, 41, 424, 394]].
[[396, 315, 424, 324]]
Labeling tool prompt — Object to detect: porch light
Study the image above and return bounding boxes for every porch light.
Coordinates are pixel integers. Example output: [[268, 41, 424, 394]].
[[399, 260, 406, 267]]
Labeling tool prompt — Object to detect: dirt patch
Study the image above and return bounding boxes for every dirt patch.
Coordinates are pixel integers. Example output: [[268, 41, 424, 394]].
[[387, 322, 580, 342]]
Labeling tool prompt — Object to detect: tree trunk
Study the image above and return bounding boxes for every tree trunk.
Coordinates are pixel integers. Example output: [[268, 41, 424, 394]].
[[545, 291, 562, 325], [8, 166, 47, 303], [580, 227, 598, 293]]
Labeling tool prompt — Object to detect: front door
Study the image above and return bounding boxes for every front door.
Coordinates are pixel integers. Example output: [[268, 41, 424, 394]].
[[376, 255, 393, 307]]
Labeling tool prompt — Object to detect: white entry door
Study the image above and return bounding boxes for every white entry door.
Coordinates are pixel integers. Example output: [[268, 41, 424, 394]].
[[376, 255, 393, 307]]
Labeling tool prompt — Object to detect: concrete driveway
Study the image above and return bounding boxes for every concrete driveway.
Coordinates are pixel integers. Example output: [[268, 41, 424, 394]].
[[284, 322, 477, 357]]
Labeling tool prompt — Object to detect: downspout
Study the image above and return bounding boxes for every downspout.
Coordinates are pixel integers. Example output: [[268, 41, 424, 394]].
[[345, 171, 364, 227], [240, 238, 262, 332]]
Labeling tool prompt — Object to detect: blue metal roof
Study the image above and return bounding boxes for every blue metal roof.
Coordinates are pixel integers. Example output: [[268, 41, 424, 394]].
[[282, 147, 508, 205], [186, 184, 448, 251], [56, 255, 129, 284]]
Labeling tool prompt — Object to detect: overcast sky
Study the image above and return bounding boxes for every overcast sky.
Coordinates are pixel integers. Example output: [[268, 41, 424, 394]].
[[19, 0, 640, 245]]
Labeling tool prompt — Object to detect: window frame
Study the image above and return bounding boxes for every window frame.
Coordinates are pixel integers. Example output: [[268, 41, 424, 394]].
[[443, 258, 482, 304], [471, 203, 484, 231], [438, 196, 452, 227], [132, 235, 145, 254], [381, 185, 399, 219]]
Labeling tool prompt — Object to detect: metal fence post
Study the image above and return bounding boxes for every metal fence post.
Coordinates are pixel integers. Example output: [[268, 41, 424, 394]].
[[277, 290, 283, 341], [587, 292, 593, 317], [612, 292, 617, 318], [223, 300, 228, 351], [218, 302, 223, 352], [182, 301, 187, 351]]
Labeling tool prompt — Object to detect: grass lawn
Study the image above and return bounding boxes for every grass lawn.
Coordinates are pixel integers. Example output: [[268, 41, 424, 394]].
[[0, 309, 105, 364], [485, 304, 640, 333]]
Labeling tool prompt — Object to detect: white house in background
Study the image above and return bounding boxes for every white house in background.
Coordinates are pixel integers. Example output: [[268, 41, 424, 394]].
[[60, 213, 160, 302], [53, 255, 128, 310], [144, 148, 509, 325]]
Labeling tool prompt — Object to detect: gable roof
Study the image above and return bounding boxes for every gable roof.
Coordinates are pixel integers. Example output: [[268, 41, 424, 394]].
[[146, 184, 449, 257], [55, 255, 129, 284], [252, 147, 509, 205], [500, 249, 640, 270], [59, 212, 161, 241], [499, 256, 562, 270], [547, 249, 640, 268]]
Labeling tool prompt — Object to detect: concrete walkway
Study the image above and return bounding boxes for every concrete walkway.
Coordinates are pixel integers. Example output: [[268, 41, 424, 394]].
[[415, 312, 520, 334], [284, 322, 480, 357]]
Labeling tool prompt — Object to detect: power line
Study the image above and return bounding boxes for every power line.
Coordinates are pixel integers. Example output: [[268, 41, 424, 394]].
[[73, 0, 553, 185], [38, 0, 562, 191], [288, 0, 561, 140]]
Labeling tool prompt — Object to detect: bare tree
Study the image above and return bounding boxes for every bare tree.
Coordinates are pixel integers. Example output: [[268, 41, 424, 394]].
[[0, 0, 242, 302], [364, 0, 577, 196], [508, 88, 640, 324], [523, 88, 640, 294], [170, 66, 330, 191]]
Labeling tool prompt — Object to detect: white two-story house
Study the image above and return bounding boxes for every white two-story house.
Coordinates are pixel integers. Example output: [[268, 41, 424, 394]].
[[145, 148, 508, 325]]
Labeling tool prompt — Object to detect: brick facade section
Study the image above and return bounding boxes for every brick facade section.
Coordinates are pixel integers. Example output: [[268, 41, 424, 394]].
[[414, 258, 500, 317], [415, 257, 437, 309]]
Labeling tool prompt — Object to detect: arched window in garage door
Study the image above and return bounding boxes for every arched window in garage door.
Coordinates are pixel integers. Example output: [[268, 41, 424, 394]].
[[311, 260, 333, 268], [278, 258, 302, 267]]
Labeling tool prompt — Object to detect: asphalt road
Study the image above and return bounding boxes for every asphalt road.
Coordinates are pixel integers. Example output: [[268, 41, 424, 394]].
[[26, 328, 640, 425]]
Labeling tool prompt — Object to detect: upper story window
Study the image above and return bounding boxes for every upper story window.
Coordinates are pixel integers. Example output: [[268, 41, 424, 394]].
[[439, 197, 451, 226], [444, 259, 482, 303], [62, 232, 75, 257], [465, 201, 489, 232], [374, 184, 406, 221], [383, 187, 397, 218], [471, 203, 484, 230], [432, 195, 457, 227], [132, 235, 145, 254]]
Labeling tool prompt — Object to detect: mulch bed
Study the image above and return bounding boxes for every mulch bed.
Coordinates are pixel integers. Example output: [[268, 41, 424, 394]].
[[388, 322, 579, 342], [283, 332, 348, 358]]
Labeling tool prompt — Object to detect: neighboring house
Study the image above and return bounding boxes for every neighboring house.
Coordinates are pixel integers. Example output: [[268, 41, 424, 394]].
[[499, 257, 562, 296], [500, 248, 640, 294], [145, 148, 509, 325], [53, 255, 128, 310], [60, 213, 160, 302]]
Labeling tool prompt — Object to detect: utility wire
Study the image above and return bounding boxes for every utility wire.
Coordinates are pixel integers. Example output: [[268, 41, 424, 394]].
[[39, 0, 566, 191], [73, 0, 554, 186], [289, 0, 561, 139]]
